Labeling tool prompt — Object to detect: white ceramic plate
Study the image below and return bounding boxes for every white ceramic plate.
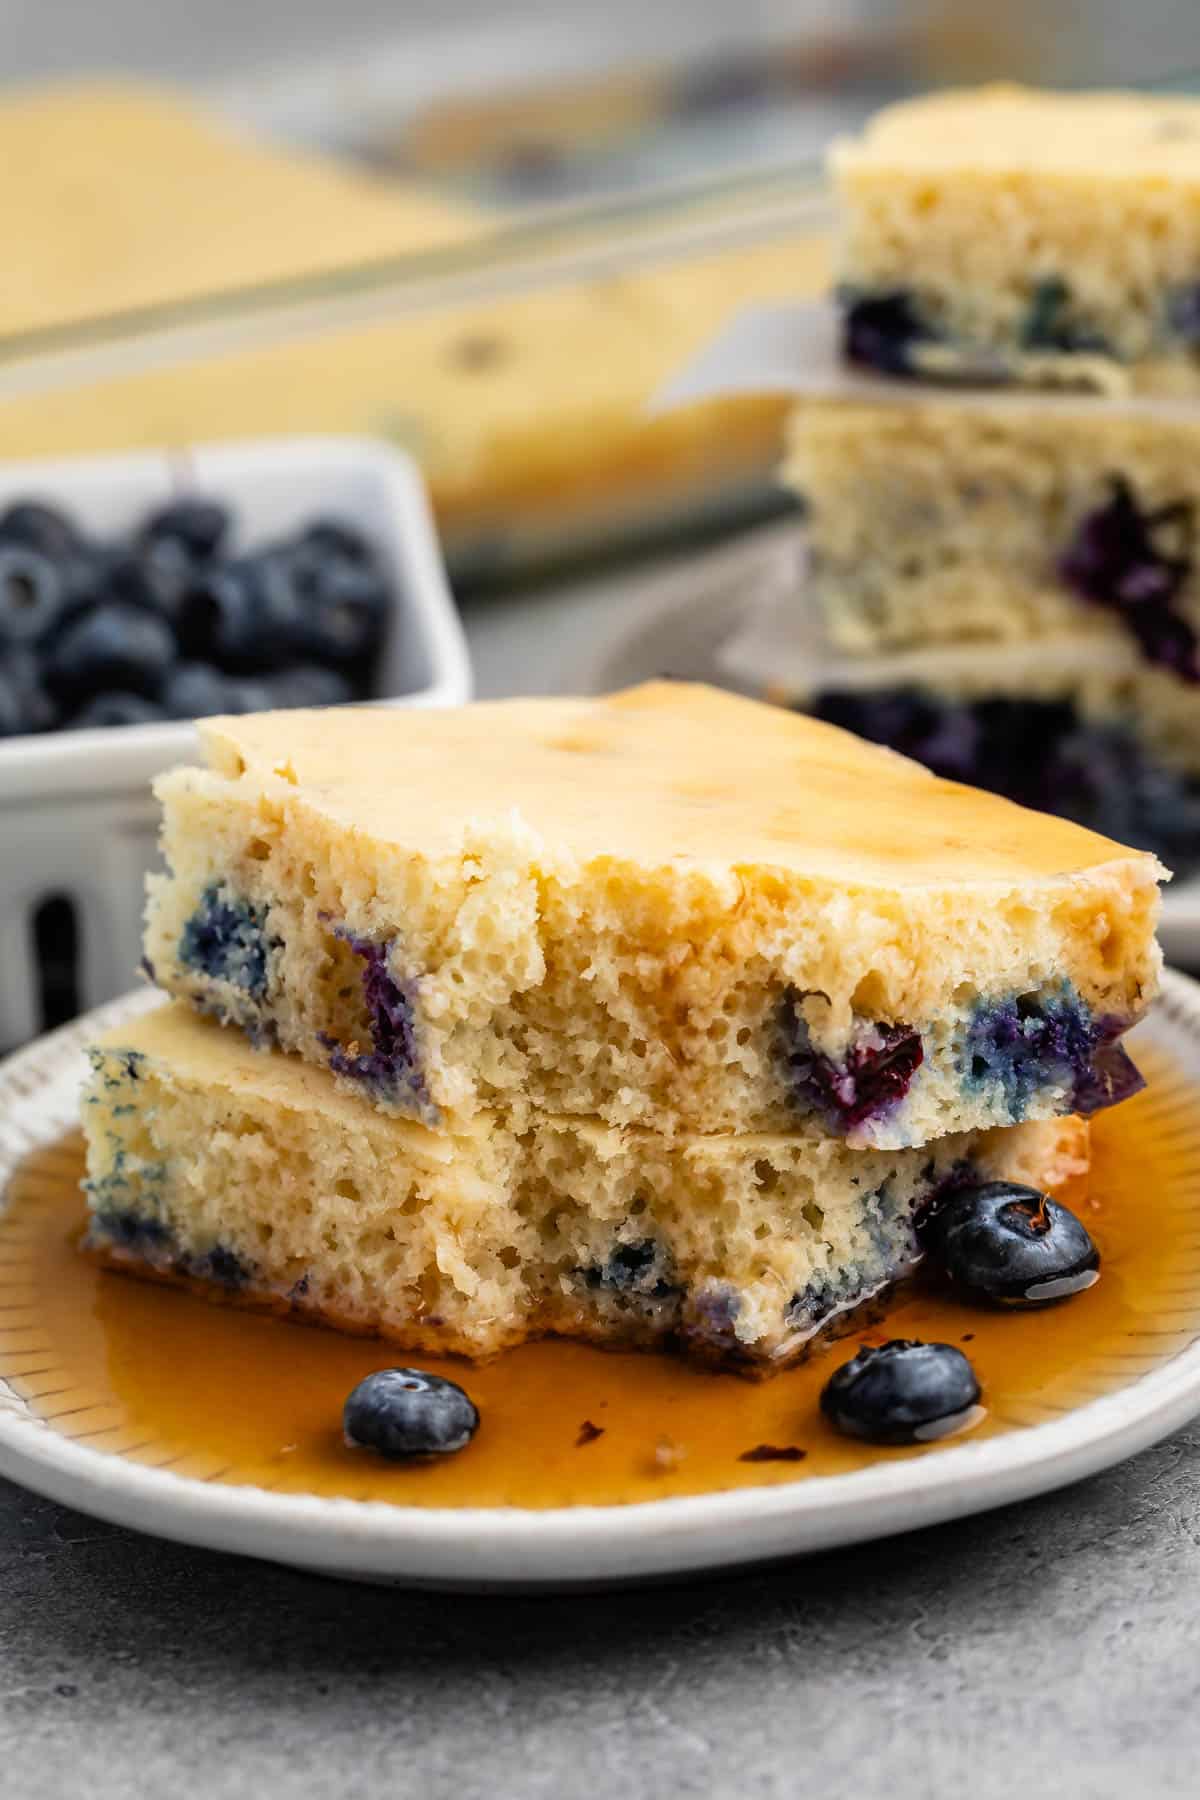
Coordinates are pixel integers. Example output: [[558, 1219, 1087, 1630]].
[[3, 979, 1200, 1589], [582, 522, 1200, 969]]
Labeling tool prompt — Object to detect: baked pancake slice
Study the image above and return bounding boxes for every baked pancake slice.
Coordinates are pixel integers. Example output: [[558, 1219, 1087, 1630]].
[[144, 682, 1163, 1148], [832, 84, 1200, 392], [82, 1005, 1088, 1369], [782, 395, 1200, 680]]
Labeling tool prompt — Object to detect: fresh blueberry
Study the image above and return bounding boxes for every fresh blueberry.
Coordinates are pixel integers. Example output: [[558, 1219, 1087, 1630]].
[[44, 603, 176, 704], [0, 663, 24, 736], [84, 544, 201, 635], [283, 547, 389, 666], [0, 545, 66, 644], [69, 690, 166, 730], [51, 546, 136, 630], [343, 1367, 479, 1459], [81, 539, 193, 626], [163, 662, 265, 719], [137, 535, 194, 620], [177, 560, 272, 671], [820, 1339, 982, 1445], [163, 661, 237, 718], [299, 517, 376, 566], [262, 665, 354, 709], [921, 1180, 1100, 1307], [0, 648, 58, 735], [0, 498, 81, 560], [140, 496, 230, 563], [182, 550, 320, 674]]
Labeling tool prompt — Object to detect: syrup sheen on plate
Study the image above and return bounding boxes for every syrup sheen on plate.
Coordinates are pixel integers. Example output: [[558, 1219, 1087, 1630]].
[[2, 1044, 1200, 1511]]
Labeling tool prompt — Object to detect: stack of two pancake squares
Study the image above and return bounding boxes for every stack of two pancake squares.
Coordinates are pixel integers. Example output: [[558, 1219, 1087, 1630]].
[[81, 681, 1164, 1371], [782, 86, 1200, 873]]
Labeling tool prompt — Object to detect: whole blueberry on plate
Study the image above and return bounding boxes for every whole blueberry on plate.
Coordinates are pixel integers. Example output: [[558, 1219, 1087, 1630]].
[[0, 545, 67, 644], [820, 1339, 982, 1445], [344, 1367, 480, 1460], [44, 602, 176, 703], [921, 1181, 1100, 1307], [0, 498, 81, 560]]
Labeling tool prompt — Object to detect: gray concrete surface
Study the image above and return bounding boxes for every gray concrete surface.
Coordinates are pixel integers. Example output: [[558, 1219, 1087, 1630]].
[[4, 1421, 1200, 1798]]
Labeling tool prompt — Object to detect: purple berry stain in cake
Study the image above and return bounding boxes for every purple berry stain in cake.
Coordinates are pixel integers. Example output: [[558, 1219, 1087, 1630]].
[[87, 1202, 250, 1289], [964, 983, 1142, 1120], [683, 1282, 742, 1350], [196, 1244, 251, 1289], [178, 883, 276, 995], [1020, 277, 1109, 355], [584, 1238, 678, 1302], [88, 1205, 174, 1257], [839, 288, 936, 377], [782, 1000, 923, 1132], [1070, 1013, 1146, 1116], [1168, 283, 1200, 348], [787, 1165, 936, 1334], [1058, 476, 1199, 682], [318, 929, 433, 1116]]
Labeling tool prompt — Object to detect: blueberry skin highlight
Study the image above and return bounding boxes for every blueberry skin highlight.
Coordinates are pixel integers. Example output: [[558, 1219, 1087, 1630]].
[[344, 1368, 480, 1460], [820, 1339, 982, 1446], [44, 601, 175, 705], [922, 1181, 1100, 1307], [140, 496, 230, 564], [70, 691, 166, 730], [0, 497, 81, 560]]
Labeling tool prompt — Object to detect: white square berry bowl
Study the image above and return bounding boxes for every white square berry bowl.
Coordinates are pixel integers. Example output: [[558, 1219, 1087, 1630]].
[[0, 436, 471, 1044]]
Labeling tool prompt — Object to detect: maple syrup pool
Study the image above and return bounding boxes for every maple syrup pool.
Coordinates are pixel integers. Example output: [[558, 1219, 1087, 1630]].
[[3, 1044, 1200, 1510]]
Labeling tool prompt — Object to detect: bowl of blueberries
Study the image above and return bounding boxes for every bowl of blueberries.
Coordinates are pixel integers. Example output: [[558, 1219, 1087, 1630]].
[[0, 436, 470, 1045]]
